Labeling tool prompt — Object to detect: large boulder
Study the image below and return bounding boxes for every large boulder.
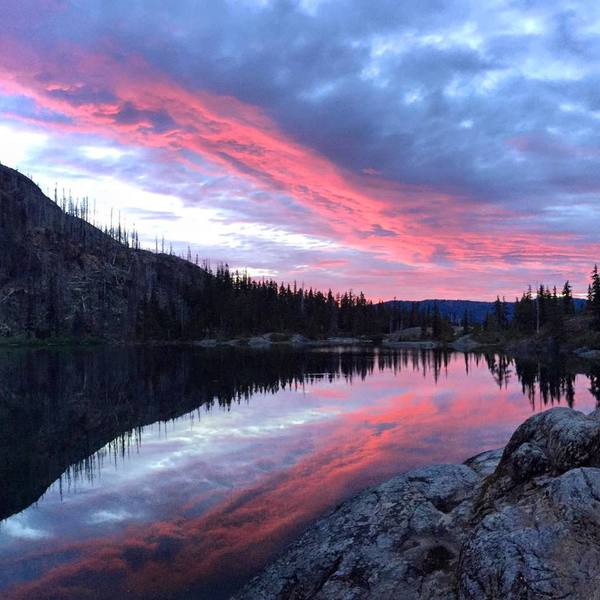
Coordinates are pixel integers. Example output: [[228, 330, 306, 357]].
[[459, 467, 600, 598], [460, 407, 600, 598], [235, 453, 502, 600], [235, 407, 600, 599]]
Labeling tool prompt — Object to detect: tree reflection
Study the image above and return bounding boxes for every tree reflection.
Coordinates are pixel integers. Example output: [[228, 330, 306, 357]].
[[0, 346, 595, 522]]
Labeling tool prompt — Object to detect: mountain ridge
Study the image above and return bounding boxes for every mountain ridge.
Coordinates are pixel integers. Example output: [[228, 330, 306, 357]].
[[387, 298, 586, 324]]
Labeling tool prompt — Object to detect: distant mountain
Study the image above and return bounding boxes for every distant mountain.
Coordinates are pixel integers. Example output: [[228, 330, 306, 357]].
[[386, 298, 586, 324]]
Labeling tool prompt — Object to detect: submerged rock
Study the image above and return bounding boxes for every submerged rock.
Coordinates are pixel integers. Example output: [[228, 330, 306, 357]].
[[574, 347, 600, 360], [381, 340, 440, 349], [235, 408, 600, 599], [449, 335, 482, 352]]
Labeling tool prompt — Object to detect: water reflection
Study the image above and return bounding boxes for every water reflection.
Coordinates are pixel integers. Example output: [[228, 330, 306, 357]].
[[0, 346, 598, 599]]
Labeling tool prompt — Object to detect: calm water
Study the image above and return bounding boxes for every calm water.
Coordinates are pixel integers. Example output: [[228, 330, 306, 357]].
[[1, 346, 599, 599]]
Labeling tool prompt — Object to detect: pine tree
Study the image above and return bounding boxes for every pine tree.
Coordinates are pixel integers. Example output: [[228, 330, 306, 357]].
[[561, 280, 573, 315], [514, 287, 535, 333], [462, 309, 469, 335], [590, 265, 600, 329], [592, 265, 600, 307], [493, 296, 508, 330]]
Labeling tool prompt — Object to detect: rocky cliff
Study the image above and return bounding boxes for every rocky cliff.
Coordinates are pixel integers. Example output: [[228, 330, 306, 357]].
[[236, 406, 600, 599], [0, 165, 209, 340]]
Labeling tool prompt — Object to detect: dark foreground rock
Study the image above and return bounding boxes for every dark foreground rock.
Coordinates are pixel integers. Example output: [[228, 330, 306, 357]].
[[235, 407, 600, 599]]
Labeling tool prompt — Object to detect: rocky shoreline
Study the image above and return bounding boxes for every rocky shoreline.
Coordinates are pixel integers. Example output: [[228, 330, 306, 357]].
[[188, 329, 481, 349], [235, 406, 600, 599], [190, 334, 600, 370], [2, 331, 599, 373], [189, 332, 500, 351]]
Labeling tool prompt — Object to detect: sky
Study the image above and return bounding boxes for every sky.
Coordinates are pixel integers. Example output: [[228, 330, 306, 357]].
[[1, 0, 599, 300]]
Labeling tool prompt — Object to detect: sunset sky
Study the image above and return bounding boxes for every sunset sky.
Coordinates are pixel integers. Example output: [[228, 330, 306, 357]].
[[1, 0, 599, 300]]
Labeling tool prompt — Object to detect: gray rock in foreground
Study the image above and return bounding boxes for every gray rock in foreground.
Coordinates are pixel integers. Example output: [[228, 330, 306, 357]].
[[235, 407, 600, 599]]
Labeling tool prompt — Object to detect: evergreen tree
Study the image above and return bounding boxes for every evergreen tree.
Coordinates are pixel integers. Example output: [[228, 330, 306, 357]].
[[493, 296, 508, 330], [547, 285, 564, 338], [561, 280, 573, 315], [590, 265, 600, 329], [591, 265, 600, 307], [514, 287, 535, 333]]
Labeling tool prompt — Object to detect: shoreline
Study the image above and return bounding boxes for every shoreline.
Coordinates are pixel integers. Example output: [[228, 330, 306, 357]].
[[1, 331, 599, 364]]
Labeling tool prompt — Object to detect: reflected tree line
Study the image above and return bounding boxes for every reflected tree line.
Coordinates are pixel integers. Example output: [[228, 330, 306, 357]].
[[1, 346, 600, 521], [483, 353, 600, 409]]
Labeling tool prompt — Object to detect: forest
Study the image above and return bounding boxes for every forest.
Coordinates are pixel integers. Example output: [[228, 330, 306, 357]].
[[136, 261, 600, 342], [2, 164, 599, 343], [480, 267, 600, 338]]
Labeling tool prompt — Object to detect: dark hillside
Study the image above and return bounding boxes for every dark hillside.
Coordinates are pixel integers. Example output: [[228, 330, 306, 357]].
[[0, 165, 209, 340], [0, 166, 392, 340]]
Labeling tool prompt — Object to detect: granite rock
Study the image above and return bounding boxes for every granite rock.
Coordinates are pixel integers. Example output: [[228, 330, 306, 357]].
[[236, 408, 600, 599]]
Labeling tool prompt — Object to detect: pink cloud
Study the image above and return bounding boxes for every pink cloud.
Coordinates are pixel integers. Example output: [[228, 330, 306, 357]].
[[0, 37, 597, 298]]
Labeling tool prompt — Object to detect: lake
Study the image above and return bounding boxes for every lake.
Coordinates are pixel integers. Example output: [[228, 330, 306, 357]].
[[1, 346, 598, 599]]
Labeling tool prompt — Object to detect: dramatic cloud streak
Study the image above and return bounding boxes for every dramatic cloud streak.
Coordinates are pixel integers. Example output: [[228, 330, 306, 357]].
[[1, 1, 599, 298]]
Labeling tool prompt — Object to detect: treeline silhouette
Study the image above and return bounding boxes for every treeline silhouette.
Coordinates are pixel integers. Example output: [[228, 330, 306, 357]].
[[475, 266, 600, 339], [2, 165, 461, 340], [7, 166, 600, 342], [155, 262, 600, 340], [39, 178, 397, 338], [138, 263, 476, 340], [139, 264, 385, 338], [33, 185, 471, 339], [45, 178, 600, 341]]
